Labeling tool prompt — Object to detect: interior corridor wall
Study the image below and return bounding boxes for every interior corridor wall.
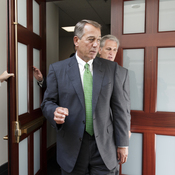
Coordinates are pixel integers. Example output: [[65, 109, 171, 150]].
[[0, 0, 8, 166], [59, 36, 75, 61], [46, 2, 59, 148]]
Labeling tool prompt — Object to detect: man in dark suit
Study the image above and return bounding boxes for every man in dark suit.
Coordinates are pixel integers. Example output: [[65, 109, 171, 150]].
[[41, 19, 130, 175]]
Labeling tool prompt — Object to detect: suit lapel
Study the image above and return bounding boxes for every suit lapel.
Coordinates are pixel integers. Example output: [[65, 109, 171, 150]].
[[66, 56, 85, 109], [66, 56, 105, 113], [92, 57, 105, 114]]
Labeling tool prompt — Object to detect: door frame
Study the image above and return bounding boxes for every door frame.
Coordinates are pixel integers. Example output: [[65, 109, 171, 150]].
[[7, 0, 47, 174]]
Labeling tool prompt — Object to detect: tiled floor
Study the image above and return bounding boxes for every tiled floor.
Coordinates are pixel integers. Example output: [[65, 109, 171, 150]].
[[47, 157, 61, 175]]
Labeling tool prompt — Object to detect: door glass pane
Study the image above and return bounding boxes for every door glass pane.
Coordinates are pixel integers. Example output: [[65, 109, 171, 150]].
[[19, 138, 28, 175], [156, 135, 175, 175], [124, 0, 145, 34], [157, 47, 175, 112], [159, 0, 175, 32], [122, 133, 143, 175], [18, 43, 28, 115], [123, 49, 144, 110], [34, 129, 40, 174], [33, 0, 40, 35], [33, 48, 40, 110], [18, 0, 27, 27]]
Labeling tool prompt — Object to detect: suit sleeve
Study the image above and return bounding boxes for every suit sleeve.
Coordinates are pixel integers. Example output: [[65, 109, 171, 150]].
[[42, 77, 47, 89], [123, 69, 131, 131], [41, 64, 59, 129], [111, 64, 131, 147]]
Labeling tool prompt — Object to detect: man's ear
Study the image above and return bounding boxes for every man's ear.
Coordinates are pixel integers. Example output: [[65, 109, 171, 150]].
[[98, 47, 102, 55], [74, 36, 79, 47]]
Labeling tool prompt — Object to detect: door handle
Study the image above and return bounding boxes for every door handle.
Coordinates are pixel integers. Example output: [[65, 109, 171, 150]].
[[13, 116, 45, 143], [3, 135, 8, 140]]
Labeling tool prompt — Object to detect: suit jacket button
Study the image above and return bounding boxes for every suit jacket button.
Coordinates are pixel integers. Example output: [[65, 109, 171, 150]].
[[79, 138, 82, 142], [83, 121, 85, 124]]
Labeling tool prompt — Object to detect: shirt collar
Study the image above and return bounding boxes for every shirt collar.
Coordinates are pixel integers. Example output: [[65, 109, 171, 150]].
[[76, 52, 93, 71]]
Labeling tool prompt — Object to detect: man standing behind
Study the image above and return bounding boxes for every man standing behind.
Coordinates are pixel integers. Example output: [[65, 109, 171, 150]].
[[99, 34, 131, 174], [99, 34, 131, 137], [99, 34, 120, 62], [41, 20, 130, 175]]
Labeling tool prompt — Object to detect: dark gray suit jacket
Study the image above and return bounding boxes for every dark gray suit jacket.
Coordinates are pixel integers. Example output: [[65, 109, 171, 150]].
[[41, 56, 130, 172]]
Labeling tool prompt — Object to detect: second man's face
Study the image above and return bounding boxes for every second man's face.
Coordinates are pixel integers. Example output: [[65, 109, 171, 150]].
[[74, 23, 101, 62], [99, 39, 118, 61]]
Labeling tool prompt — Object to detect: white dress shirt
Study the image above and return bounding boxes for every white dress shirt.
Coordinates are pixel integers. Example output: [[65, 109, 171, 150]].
[[75, 52, 93, 89]]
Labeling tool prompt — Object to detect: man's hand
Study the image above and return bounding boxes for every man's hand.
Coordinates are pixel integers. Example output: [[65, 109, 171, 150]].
[[54, 107, 69, 124], [117, 147, 128, 164], [33, 66, 43, 82], [0, 71, 14, 82]]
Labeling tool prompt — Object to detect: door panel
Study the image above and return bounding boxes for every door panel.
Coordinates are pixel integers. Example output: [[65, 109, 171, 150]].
[[8, 0, 46, 174], [123, 48, 144, 111], [111, 0, 175, 174], [156, 135, 175, 175], [157, 47, 175, 112], [33, 48, 41, 110], [122, 133, 143, 175], [123, 0, 145, 34]]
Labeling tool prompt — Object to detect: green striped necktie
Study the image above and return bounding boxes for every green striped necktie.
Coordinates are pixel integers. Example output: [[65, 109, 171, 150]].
[[83, 63, 93, 136]]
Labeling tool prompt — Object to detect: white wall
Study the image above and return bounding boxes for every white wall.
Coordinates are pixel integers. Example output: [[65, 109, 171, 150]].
[[0, 0, 8, 166], [46, 2, 59, 148]]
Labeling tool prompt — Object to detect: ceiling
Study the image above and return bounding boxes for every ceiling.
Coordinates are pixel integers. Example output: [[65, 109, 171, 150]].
[[50, 0, 111, 38]]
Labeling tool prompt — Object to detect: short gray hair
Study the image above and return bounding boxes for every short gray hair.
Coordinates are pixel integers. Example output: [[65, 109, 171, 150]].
[[74, 19, 101, 39], [100, 34, 120, 49]]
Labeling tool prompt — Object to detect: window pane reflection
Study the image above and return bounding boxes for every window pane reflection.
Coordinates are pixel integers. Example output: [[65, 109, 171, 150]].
[[34, 130, 40, 174], [33, 49, 40, 110], [122, 133, 143, 175], [18, 0, 27, 27], [156, 135, 175, 175], [123, 49, 144, 111], [124, 0, 145, 34], [159, 0, 175, 32], [157, 47, 175, 112], [18, 43, 28, 115], [33, 0, 40, 35], [19, 138, 28, 175]]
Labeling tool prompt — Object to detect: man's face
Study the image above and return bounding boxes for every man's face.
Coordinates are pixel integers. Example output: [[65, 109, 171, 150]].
[[74, 24, 101, 62], [99, 39, 118, 61]]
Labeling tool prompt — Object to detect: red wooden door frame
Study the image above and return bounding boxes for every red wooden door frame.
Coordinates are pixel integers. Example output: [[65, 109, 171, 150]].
[[111, 0, 175, 174]]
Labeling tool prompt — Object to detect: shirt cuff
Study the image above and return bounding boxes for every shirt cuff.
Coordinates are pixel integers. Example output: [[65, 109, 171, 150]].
[[118, 146, 128, 148], [38, 79, 44, 87]]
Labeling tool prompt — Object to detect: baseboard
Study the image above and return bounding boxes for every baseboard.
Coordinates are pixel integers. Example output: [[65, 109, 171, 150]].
[[0, 162, 8, 175], [47, 143, 56, 161]]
